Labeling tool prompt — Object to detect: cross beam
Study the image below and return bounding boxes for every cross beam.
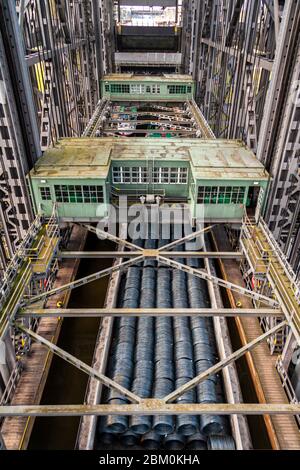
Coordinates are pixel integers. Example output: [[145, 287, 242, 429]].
[[0, 403, 299, 417], [18, 307, 283, 318], [158, 256, 279, 307], [16, 324, 141, 404], [58, 250, 244, 259]]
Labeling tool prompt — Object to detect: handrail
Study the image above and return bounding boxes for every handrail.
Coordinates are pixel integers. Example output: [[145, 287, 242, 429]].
[[276, 359, 300, 428], [259, 218, 300, 294], [0, 261, 32, 337], [241, 212, 300, 341]]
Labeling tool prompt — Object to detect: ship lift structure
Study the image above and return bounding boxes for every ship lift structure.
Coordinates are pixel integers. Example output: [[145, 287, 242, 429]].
[[0, 206, 300, 450]]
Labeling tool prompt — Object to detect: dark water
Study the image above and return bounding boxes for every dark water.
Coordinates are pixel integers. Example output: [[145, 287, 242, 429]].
[[28, 233, 114, 450]]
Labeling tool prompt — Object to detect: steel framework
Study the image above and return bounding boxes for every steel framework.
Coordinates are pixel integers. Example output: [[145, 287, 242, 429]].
[[184, 0, 300, 275], [0, 0, 115, 277]]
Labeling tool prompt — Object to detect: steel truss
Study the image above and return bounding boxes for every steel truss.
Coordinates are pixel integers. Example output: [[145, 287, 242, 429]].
[[186, 0, 277, 150], [22, 225, 279, 308], [1, 225, 296, 422], [0, 0, 40, 274], [4, 320, 295, 419]]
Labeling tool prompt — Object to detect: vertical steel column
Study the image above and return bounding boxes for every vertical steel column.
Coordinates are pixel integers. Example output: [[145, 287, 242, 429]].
[[0, 0, 41, 271], [258, 2, 300, 265]]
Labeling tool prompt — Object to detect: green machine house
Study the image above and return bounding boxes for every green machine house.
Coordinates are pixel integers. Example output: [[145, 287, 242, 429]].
[[28, 137, 269, 223]]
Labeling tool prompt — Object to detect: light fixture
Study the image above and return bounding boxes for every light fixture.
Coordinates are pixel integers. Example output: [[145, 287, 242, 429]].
[[253, 181, 259, 185], [40, 179, 47, 183]]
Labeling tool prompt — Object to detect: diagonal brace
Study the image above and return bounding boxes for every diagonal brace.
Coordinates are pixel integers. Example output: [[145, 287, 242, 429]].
[[158, 255, 279, 307], [163, 320, 287, 403], [158, 225, 214, 252], [16, 324, 141, 404], [23, 255, 145, 306], [81, 224, 143, 252]]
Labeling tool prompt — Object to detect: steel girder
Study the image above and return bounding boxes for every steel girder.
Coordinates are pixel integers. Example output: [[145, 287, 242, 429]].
[[18, 307, 282, 318], [1, 403, 300, 417]]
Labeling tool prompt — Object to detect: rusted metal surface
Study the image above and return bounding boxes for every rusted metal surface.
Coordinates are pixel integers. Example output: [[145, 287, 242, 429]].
[[58, 250, 245, 259], [1, 403, 300, 417], [19, 307, 283, 318]]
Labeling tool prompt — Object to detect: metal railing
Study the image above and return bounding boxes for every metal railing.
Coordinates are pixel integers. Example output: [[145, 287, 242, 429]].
[[0, 215, 42, 308], [260, 218, 300, 300], [241, 212, 300, 342], [0, 361, 23, 406], [276, 358, 300, 428]]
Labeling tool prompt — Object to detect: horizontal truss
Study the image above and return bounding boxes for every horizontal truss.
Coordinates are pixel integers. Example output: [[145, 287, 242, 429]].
[[18, 307, 282, 318], [58, 250, 244, 259], [23, 226, 278, 309], [0, 403, 299, 417], [7, 321, 287, 418]]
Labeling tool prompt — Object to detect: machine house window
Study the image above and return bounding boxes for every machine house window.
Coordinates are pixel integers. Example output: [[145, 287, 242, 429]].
[[152, 167, 188, 184], [40, 186, 51, 201], [168, 85, 187, 94], [130, 84, 146, 94], [54, 185, 103, 203], [113, 167, 188, 185], [112, 167, 149, 184], [197, 186, 246, 204], [110, 83, 130, 93]]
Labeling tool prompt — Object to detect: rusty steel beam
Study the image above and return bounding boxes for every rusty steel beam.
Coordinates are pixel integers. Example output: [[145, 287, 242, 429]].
[[0, 403, 299, 417], [18, 307, 283, 318], [58, 250, 244, 259]]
